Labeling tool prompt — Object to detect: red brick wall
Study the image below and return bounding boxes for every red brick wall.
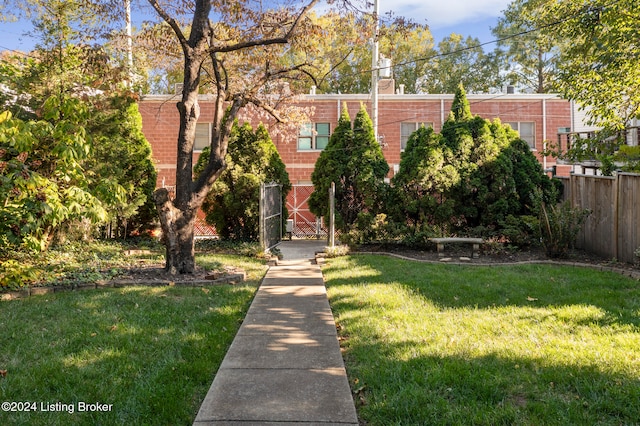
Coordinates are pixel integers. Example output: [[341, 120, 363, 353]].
[[140, 94, 572, 188]]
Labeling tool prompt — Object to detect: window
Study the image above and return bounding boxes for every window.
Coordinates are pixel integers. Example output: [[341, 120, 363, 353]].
[[298, 122, 330, 150], [194, 122, 211, 151], [506, 122, 536, 149], [401, 122, 433, 150]]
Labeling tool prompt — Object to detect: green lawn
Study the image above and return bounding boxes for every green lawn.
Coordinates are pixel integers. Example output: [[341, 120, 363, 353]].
[[0, 253, 267, 425], [323, 255, 640, 425]]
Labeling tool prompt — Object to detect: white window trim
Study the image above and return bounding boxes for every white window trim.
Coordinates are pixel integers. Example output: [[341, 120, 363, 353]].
[[400, 122, 433, 151], [298, 122, 330, 151], [506, 121, 536, 150]]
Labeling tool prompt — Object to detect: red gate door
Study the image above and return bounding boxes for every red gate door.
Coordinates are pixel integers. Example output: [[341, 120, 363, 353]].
[[286, 185, 326, 238]]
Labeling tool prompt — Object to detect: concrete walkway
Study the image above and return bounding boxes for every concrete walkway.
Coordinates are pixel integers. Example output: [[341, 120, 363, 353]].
[[193, 240, 358, 425]]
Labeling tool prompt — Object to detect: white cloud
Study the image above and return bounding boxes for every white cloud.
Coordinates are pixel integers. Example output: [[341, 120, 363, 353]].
[[381, 0, 511, 29]]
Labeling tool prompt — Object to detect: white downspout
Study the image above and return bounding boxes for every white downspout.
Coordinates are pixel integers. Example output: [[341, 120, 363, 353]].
[[543, 98, 547, 171]]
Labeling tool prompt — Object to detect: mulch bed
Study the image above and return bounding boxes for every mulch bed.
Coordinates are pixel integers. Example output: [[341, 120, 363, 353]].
[[1, 265, 247, 301]]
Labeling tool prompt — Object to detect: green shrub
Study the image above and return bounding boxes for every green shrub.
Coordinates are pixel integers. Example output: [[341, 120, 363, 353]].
[[0, 259, 40, 290], [340, 212, 400, 246], [194, 239, 262, 257], [540, 201, 591, 258], [195, 122, 290, 241], [499, 214, 540, 247], [390, 84, 558, 246], [323, 244, 350, 258], [614, 145, 640, 172]]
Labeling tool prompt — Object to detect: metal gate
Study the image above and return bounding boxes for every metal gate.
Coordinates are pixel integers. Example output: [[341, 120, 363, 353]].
[[260, 182, 283, 250], [286, 184, 326, 238]]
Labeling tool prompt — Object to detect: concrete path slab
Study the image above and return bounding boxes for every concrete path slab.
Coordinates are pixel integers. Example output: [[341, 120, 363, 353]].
[[275, 240, 327, 263], [194, 368, 355, 424], [193, 243, 358, 425], [239, 311, 338, 336], [219, 334, 345, 369]]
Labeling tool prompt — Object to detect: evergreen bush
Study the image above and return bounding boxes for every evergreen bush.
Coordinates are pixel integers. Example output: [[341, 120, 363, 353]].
[[309, 103, 389, 233], [195, 121, 290, 241], [391, 83, 559, 243]]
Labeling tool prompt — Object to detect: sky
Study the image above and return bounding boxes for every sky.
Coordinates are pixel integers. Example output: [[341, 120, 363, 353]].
[[386, 0, 512, 44], [0, 0, 512, 53]]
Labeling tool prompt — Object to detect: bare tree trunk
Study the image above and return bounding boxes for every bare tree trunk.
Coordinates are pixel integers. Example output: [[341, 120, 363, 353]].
[[153, 50, 206, 274]]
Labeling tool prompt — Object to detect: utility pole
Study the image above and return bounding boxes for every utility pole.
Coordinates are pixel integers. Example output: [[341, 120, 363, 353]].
[[371, 0, 379, 140], [125, 0, 134, 88]]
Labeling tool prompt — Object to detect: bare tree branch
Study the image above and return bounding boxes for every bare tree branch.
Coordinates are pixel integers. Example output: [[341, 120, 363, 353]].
[[209, 0, 319, 54], [147, 0, 189, 51]]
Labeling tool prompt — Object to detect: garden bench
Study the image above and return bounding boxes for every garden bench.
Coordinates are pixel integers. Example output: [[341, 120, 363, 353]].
[[429, 237, 484, 259]]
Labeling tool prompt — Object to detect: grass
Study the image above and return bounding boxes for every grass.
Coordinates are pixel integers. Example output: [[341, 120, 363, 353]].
[[323, 255, 640, 425], [0, 251, 267, 425]]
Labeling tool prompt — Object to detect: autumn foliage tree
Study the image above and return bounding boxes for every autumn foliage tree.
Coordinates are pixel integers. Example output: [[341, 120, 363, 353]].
[[145, 0, 330, 273]]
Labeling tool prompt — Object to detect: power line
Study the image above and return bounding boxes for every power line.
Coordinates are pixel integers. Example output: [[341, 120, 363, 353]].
[[0, 45, 37, 59], [329, 0, 623, 80]]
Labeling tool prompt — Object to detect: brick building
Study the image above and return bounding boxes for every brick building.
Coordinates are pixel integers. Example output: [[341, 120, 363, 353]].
[[139, 90, 573, 236]]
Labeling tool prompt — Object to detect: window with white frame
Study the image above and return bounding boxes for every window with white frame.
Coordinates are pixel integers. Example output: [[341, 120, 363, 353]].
[[506, 121, 536, 149], [400, 122, 433, 150], [298, 122, 330, 150], [194, 122, 211, 151]]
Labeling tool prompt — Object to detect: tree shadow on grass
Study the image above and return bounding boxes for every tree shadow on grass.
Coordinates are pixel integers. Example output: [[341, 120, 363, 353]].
[[324, 255, 640, 425], [0, 284, 257, 425], [325, 255, 640, 329], [343, 339, 640, 425]]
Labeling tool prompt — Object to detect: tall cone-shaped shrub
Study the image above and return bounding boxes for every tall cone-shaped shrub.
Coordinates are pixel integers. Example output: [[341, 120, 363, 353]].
[[309, 103, 352, 220], [309, 103, 388, 231]]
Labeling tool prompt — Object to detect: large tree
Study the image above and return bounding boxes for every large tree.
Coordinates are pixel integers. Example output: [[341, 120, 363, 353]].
[[147, 0, 326, 273], [0, 0, 155, 248], [161, 11, 430, 96], [546, 0, 640, 130], [491, 0, 563, 93], [491, 0, 640, 168], [419, 34, 502, 94], [380, 23, 436, 94], [495, 0, 640, 130], [302, 11, 373, 94], [311, 18, 436, 95]]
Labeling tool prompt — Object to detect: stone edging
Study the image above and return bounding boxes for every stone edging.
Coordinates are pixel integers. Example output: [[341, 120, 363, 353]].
[[1, 273, 245, 301], [354, 251, 640, 280]]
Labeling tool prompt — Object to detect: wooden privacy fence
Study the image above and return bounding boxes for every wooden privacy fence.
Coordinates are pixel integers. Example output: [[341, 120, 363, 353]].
[[562, 173, 640, 263]]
